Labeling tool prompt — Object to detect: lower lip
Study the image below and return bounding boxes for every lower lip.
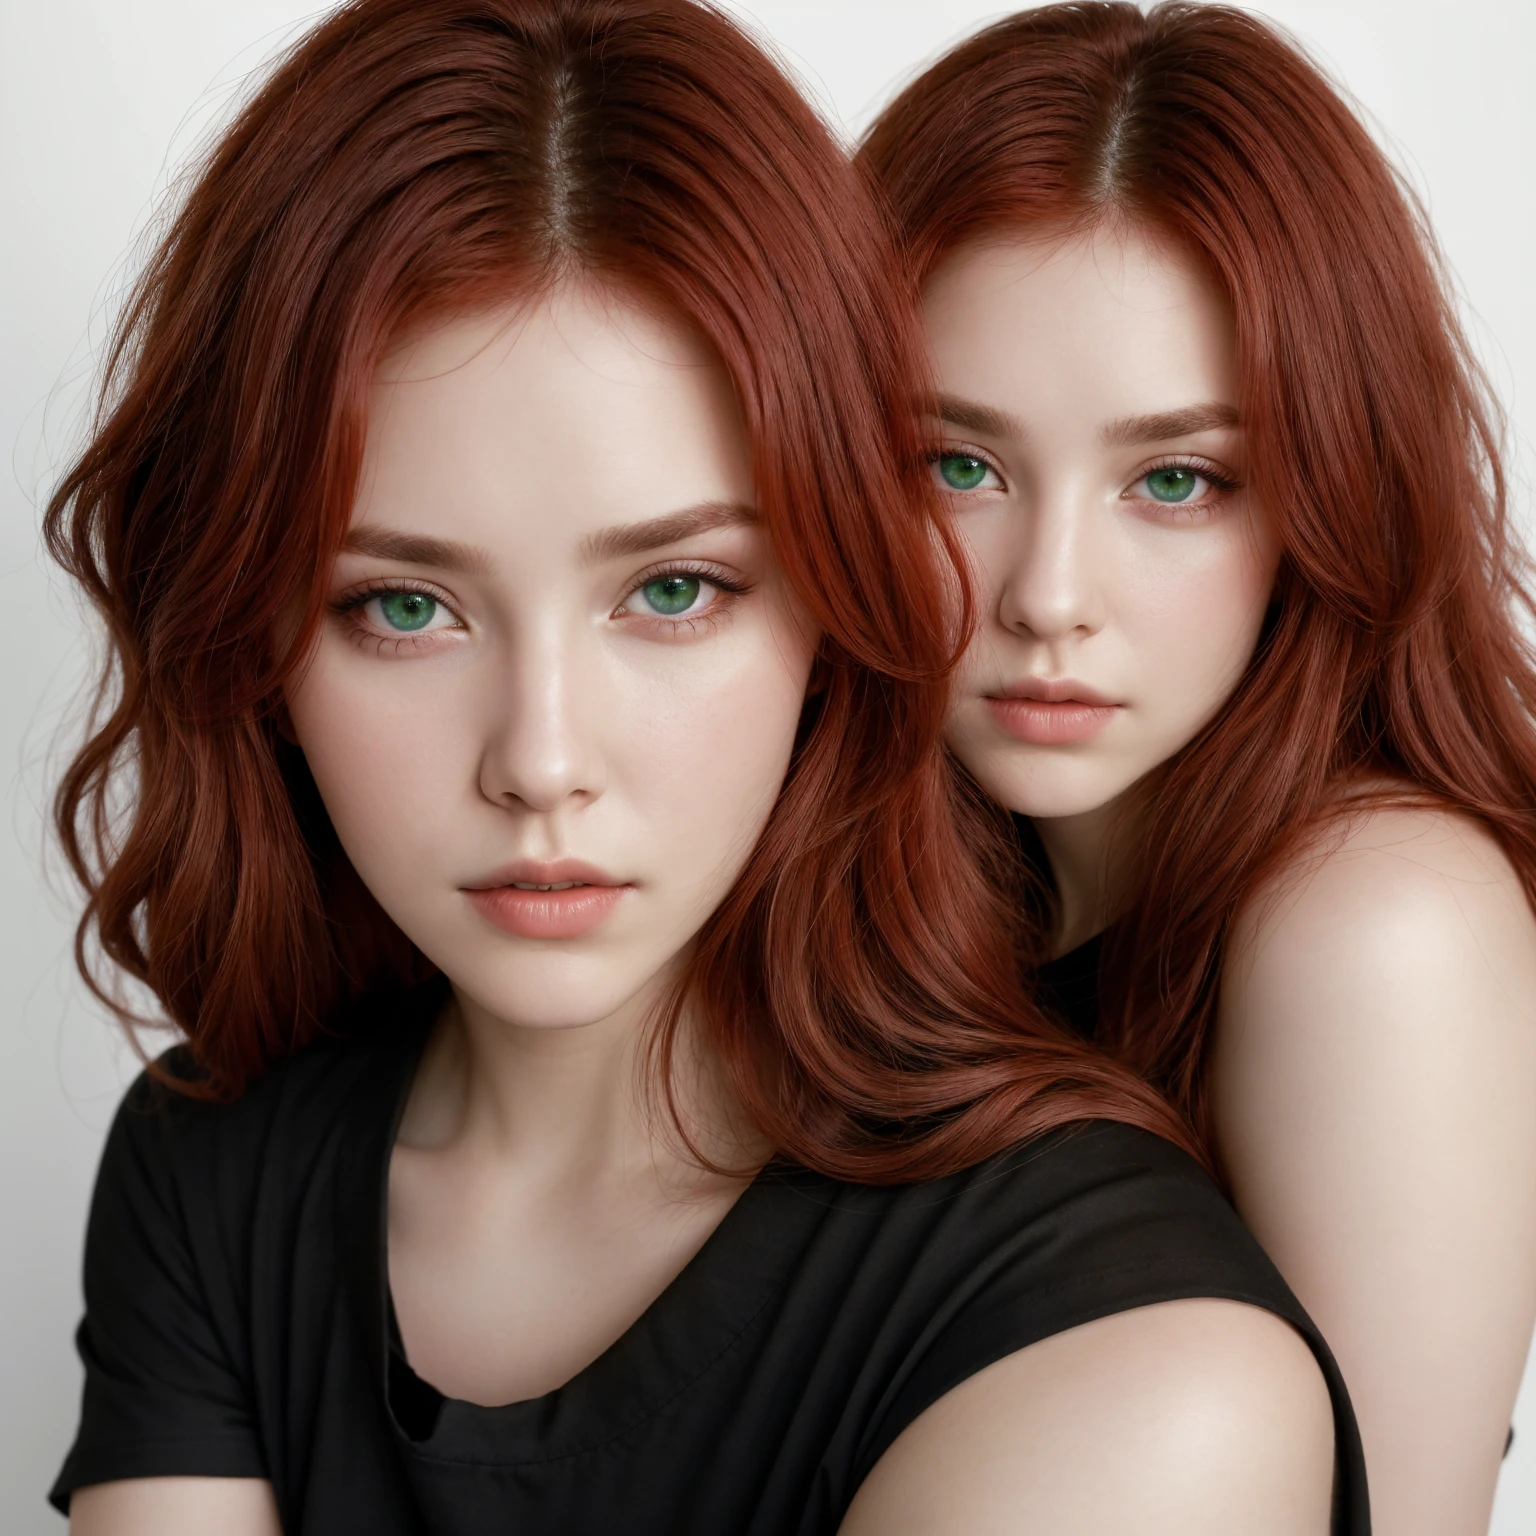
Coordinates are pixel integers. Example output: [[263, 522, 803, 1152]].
[[985, 697, 1120, 745], [465, 884, 628, 940]]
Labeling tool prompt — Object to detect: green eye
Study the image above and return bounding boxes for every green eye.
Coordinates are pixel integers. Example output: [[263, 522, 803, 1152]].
[[376, 591, 438, 631], [1143, 467, 1200, 503], [936, 453, 991, 491], [641, 575, 701, 615]]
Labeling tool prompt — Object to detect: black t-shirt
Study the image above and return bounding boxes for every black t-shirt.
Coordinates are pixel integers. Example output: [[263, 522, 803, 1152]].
[[52, 984, 1369, 1533], [1036, 930, 1107, 1043]]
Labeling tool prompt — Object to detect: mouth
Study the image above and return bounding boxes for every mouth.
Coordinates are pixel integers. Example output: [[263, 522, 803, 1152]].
[[984, 678, 1121, 746], [463, 861, 631, 941]]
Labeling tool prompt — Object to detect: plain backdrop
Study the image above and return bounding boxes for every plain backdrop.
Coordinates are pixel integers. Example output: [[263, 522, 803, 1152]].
[[2, 2, 1532, 1531]]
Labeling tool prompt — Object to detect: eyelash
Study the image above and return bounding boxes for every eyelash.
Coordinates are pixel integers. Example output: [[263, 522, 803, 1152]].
[[615, 559, 752, 637], [930, 446, 1243, 506], [1132, 454, 1240, 493], [330, 560, 754, 655], [1125, 455, 1242, 516], [332, 579, 464, 656], [929, 444, 1007, 493]]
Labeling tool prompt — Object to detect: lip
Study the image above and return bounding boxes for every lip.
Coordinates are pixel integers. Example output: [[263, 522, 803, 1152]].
[[463, 859, 631, 941], [985, 678, 1122, 746]]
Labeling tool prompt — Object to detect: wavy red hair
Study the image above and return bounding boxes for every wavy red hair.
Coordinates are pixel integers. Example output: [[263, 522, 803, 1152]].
[[47, 0, 1197, 1180], [861, 1, 1536, 1146]]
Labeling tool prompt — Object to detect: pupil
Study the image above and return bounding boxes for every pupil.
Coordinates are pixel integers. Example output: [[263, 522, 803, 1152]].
[[645, 575, 700, 615], [1148, 469, 1197, 502], [379, 592, 435, 631], [940, 455, 987, 491]]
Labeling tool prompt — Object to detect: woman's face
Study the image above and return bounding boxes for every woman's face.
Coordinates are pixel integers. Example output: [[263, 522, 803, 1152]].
[[286, 288, 815, 1034], [924, 225, 1281, 823]]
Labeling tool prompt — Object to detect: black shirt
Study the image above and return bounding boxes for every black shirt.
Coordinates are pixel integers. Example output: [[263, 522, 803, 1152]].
[[52, 983, 1369, 1532], [1036, 931, 1107, 1043]]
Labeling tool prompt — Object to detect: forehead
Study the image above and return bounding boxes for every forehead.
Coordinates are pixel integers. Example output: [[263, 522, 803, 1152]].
[[921, 224, 1236, 420], [356, 286, 751, 544]]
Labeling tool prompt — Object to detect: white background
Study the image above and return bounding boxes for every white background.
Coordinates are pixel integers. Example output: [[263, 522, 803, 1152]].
[[2, 2, 1532, 1530]]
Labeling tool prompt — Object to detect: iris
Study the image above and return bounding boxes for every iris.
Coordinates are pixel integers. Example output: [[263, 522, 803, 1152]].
[[378, 592, 437, 630], [937, 453, 989, 491], [642, 575, 700, 615], [1145, 467, 1198, 502]]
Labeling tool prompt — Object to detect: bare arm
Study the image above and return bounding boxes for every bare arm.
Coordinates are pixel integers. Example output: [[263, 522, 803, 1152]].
[[839, 1297, 1334, 1535], [1213, 807, 1536, 1536], [69, 1477, 281, 1536]]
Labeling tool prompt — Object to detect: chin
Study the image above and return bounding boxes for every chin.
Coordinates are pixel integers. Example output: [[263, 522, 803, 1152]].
[[971, 751, 1132, 824], [437, 942, 682, 1034]]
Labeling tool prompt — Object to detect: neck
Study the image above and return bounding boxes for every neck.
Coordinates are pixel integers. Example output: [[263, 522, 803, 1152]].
[[1032, 792, 1139, 956], [398, 968, 752, 1190]]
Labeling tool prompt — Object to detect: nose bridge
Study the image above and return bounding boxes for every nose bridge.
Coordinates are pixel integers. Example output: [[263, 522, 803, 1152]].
[[480, 611, 604, 813], [998, 473, 1104, 641]]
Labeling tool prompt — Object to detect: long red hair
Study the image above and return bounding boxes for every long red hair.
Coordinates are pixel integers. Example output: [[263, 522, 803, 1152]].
[[862, 1, 1536, 1146], [47, 0, 1196, 1179]]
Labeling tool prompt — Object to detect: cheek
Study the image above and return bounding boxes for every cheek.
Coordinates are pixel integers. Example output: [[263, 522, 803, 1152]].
[[1123, 519, 1278, 709], [285, 606, 815, 916], [952, 509, 1004, 601], [284, 644, 466, 864], [621, 621, 813, 868], [948, 513, 1010, 678]]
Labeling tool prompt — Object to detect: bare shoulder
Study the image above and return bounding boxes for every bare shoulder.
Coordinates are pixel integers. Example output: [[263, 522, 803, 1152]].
[[1213, 795, 1536, 1194], [1211, 803, 1536, 1536], [839, 1299, 1334, 1535], [1224, 801, 1536, 1043], [1239, 800, 1531, 938]]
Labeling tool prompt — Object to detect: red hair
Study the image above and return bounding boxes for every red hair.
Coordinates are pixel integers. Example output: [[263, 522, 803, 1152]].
[[47, 0, 1197, 1179], [862, 1, 1536, 1146]]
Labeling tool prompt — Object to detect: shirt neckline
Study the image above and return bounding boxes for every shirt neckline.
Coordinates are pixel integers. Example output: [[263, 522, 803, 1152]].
[[336, 983, 833, 1468]]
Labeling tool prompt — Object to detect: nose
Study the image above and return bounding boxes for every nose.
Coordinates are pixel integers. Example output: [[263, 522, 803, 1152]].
[[477, 626, 606, 814], [995, 479, 1106, 643]]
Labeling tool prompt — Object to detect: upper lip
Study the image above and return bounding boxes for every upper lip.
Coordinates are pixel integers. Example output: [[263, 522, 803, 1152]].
[[462, 858, 626, 891], [989, 677, 1119, 706]]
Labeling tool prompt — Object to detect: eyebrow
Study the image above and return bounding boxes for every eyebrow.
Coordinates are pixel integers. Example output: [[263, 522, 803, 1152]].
[[342, 526, 492, 574], [1100, 402, 1239, 447], [936, 393, 1026, 442], [934, 394, 1241, 451], [341, 500, 758, 576], [577, 500, 758, 565]]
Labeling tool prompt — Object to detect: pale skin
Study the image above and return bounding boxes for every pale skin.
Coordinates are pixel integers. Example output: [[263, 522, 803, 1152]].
[[924, 223, 1536, 1536], [71, 283, 1332, 1533]]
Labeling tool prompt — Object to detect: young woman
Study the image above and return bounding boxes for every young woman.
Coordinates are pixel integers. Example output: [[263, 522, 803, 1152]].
[[44, 1, 1366, 1532], [861, 5, 1536, 1533]]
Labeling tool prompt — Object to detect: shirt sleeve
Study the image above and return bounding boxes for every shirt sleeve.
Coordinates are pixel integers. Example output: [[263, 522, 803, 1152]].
[[852, 1124, 1369, 1535], [49, 1073, 267, 1513]]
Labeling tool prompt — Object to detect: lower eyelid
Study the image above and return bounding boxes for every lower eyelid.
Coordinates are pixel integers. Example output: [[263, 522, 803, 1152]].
[[344, 628, 441, 658]]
